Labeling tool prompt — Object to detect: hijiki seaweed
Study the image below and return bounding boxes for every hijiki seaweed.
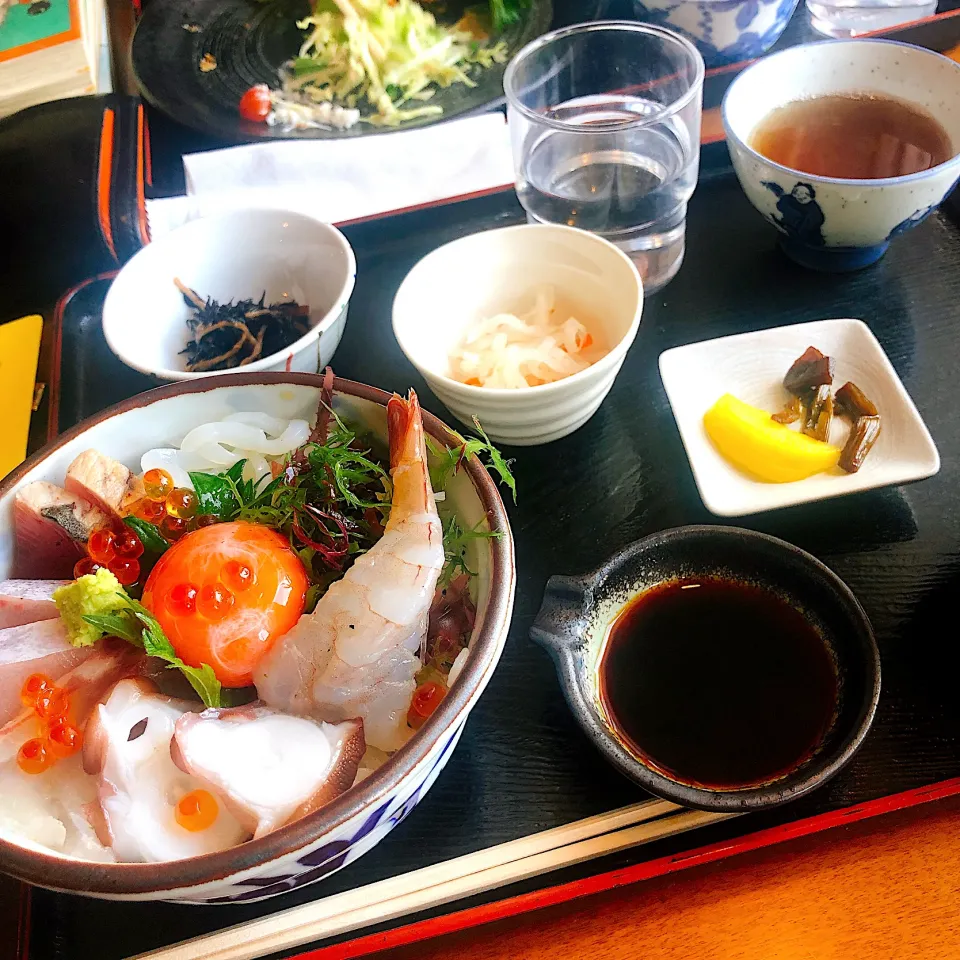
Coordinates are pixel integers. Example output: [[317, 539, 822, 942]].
[[176, 278, 310, 372]]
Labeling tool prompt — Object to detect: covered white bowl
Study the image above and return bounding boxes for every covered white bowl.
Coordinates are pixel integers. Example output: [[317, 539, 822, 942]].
[[0, 374, 514, 902], [723, 39, 960, 271]]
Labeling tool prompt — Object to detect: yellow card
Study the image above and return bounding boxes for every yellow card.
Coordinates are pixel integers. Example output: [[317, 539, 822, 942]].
[[0, 315, 43, 480]]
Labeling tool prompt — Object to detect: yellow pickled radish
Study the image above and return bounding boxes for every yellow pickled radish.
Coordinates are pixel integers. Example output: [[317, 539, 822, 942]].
[[703, 394, 841, 483]]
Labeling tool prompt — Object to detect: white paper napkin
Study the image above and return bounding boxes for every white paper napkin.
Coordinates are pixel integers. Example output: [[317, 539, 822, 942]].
[[145, 113, 515, 239]]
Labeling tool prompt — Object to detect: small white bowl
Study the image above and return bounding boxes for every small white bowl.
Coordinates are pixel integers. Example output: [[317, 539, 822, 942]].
[[723, 40, 960, 271], [102, 210, 357, 380], [392, 224, 643, 446], [659, 318, 940, 517]]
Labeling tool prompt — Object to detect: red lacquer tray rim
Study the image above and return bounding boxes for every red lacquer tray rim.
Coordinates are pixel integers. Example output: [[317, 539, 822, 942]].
[[289, 777, 960, 960]]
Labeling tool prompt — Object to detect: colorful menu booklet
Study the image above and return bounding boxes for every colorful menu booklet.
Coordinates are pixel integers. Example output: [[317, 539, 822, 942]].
[[0, 0, 103, 118]]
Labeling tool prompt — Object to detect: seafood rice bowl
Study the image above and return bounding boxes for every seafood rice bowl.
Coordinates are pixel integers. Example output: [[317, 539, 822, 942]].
[[0, 373, 515, 902]]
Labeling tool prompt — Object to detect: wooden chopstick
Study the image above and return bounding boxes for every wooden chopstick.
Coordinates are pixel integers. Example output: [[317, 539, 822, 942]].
[[130, 801, 736, 960]]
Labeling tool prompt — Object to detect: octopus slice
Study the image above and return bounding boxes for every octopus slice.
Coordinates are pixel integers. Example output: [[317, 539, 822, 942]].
[[0, 579, 66, 629], [171, 706, 365, 838], [83, 679, 249, 862]]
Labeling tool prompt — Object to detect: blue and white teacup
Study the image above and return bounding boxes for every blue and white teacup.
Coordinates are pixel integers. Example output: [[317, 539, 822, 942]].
[[723, 39, 960, 271], [631, 0, 800, 66]]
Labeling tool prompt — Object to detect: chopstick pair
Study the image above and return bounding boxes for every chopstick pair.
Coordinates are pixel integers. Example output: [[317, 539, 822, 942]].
[[131, 800, 736, 960]]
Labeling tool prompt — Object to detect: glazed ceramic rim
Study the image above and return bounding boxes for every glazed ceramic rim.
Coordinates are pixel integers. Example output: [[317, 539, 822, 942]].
[[392, 223, 644, 400], [503, 20, 705, 134], [101, 210, 358, 381], [0, 373, 516, 895], [721, 39, 960, 188], [539, 525, 881, 812]]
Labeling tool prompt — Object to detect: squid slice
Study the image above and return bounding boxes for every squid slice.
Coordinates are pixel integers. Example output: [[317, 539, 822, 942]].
[[171, 706, 365, 839], [83, 679, 249, 862]]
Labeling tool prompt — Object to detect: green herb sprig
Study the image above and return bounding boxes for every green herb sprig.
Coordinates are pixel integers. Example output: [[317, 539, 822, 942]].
[[83, 596, 223, 707], [489, 0, 529, 31], [441, 516, 503, 586], [428, 418, 517, 503]]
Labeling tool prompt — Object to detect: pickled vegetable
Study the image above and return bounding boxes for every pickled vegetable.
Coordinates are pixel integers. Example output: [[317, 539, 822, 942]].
[[803, 388, 834, 443], [771, 395, 807, 425], [839, 416, 881, 473], [783, 346, 835, 394], [835, 381, 879, 420], [704, 394, 841, 483]]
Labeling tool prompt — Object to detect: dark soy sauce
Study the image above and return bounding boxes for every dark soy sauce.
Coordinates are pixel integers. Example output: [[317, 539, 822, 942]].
[[598, 577, 839, 788]]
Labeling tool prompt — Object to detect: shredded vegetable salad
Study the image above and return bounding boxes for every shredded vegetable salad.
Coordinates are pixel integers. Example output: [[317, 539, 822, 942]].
[[246, 0, 522, 130]]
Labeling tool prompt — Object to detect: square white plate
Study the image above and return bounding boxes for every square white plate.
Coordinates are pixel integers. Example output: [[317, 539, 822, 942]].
[[659, 319, 940, 518]]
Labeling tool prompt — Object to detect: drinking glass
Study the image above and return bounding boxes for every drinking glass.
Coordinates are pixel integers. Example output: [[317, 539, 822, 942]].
[[504, 22, 705, 293], [805, 0, 937, 38]]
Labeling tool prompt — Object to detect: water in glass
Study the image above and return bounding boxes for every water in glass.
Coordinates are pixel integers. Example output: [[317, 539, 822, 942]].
[[516, 95, 698, 292]]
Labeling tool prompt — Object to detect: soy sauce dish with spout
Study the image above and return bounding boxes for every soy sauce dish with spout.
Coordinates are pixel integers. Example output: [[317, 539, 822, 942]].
[[531, 526, 880, 811]]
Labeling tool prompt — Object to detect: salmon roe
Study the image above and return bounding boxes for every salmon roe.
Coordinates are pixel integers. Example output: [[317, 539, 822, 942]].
[[108, 557, 141, 586], [47, 719, 83, 758], [135, 498, 167, 524], [166, 488, 198, 520], [88, 528, 116, 563], [113, 526, 145, 559], [197, 584, 234, 621], [20, 673, 53, 709], [167, 582, 199, 615], [17, 675, 76, 774], [175, 790, 219, 832], [161, 515, 190, 541], [17, 739, 53, 776], [35, 686, 69, 721], [143, 468, 175, 501], [73, 557, 102, 579], [407, 681, 446, 730], [221, 560, 255, 593]]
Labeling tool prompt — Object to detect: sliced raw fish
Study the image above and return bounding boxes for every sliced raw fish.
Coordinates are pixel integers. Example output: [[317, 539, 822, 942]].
[[65, 450, 137, 518], [0, 643, 143, 763], [172, 706, 364, 838], [14, 481, 110, 578], [0, 754, 115, 862], [0, 619, 91, 726], [83, 679, 249, 861], [0, 579, 67, 628]]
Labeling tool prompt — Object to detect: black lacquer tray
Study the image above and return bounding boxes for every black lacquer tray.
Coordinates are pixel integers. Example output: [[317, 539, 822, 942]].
[[21, 155, 960, 958]]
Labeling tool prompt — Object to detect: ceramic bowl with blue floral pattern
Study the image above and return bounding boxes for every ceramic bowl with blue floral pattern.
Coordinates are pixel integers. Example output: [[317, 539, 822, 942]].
[[630, 0, 799, 66], [0, 375, 516, 903], [723, 39, 960, 271]]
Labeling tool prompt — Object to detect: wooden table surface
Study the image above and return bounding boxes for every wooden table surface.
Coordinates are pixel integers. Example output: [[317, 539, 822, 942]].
[[369, 796, 960, 960]]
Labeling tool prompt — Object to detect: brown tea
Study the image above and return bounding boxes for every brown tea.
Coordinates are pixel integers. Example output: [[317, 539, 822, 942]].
[[749, 94, 953, 179]]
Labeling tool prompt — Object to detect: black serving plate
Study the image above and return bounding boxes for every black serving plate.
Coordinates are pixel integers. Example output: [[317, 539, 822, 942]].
[[131, 0, 552, 141], [23, 167, 960, 959]]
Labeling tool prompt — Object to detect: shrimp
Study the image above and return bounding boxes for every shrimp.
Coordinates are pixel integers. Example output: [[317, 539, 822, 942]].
[[254, 391, 445, 751]]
